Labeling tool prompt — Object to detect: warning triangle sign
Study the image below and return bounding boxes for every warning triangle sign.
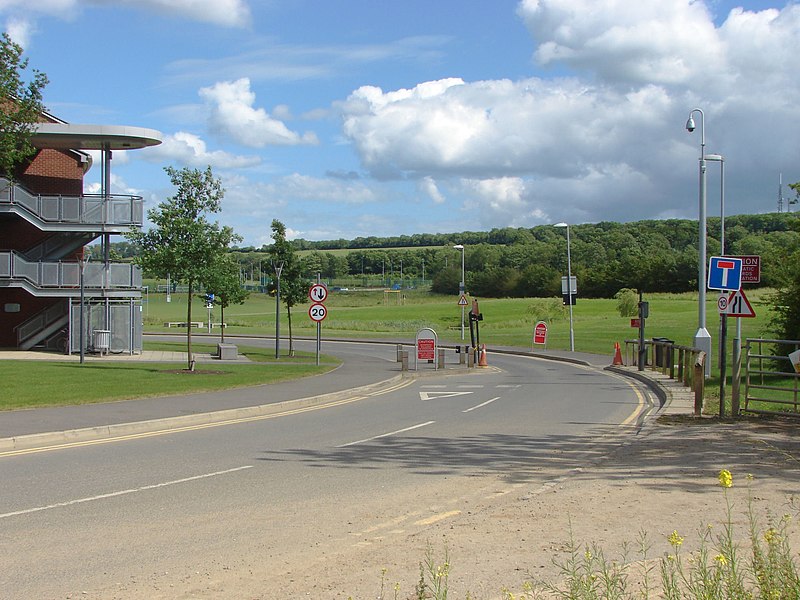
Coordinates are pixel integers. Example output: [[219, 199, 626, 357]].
[[721, 289, 756, 318], [458, 294, 469, 306]]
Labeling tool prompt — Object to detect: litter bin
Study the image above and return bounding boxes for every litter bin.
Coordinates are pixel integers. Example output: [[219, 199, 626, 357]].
[[652, 337, 674, 368], [93, 329, 111, 355]]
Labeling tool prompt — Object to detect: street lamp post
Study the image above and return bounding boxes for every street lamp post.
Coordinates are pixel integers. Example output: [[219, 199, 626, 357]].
[[686, 108, 711, 376], [554, 223, 575, 351], [706, 153, 727, 412], [273, 260, 284, 359], [453, 244, 465, 341]]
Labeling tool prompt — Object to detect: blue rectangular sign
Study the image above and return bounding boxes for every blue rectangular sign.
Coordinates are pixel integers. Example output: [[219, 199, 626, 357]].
[[708, 256, 742, 291]]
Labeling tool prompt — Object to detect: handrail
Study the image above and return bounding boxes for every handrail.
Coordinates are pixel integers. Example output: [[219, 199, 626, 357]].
[[0, 177, 143, 226], [0, 250, 141, 289], [624, 338, 704, 390]]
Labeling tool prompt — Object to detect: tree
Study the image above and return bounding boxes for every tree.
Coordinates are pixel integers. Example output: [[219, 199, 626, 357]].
[[0, 33, 48, 182], [128, 166, 240, 369], [267, 220, 309, 357], [203, 253, 249, 344]]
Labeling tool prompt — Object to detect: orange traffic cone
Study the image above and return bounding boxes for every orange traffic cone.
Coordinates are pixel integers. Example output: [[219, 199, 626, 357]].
[[478, 344, 488, 366], [612, 342, 623, 366]]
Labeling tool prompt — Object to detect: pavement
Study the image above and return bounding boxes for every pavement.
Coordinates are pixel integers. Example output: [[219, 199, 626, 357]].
[[0, 343, 695, 453]]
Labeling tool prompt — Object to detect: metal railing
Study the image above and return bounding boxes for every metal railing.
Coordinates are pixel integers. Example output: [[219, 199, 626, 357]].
[[624, 339, 706, 415], [0, 251, 141, 289], [743, 338, 800, 416], [0, 178, 143, 226]]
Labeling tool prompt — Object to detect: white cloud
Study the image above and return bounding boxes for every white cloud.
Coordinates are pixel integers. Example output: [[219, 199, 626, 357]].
[[144, 131, 261, 169], [89, 0, 251, 28], [0, 0, 250, 34], [517, 0, 722, 86], [418, 176, 446, 204], [336, 1, 800, 230], [199, 79, 319, 147]]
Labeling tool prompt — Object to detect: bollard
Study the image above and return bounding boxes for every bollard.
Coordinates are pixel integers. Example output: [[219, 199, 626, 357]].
[[438, 348, 445, 369], [396, 344, 403, 362], [467, 349, 475, 368], [401, 350, 409, 372], [693, 351, 706, 416], [459, 345, 466, 365]]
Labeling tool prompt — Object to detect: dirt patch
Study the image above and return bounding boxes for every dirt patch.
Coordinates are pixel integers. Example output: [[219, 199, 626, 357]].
[[161, 369, 229, 375], [260, 415, 800, 599]]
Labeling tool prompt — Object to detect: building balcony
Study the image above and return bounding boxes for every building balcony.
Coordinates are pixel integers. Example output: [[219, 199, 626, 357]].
[[0, 251, 141, 298], [0, 178, 143, 232]]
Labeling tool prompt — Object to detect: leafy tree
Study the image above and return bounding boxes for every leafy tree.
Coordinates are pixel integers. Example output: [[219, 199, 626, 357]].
[[203, 253, 249, 344], [614, 288, 639, 317], [0, 32, 49, 182], [267, 220, 309, 357], [431, 265, 462, 295], [128, 166, 239, 369]]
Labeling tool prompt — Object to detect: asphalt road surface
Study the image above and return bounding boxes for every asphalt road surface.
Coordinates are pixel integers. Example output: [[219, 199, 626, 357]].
[[0, 341, 655, 599]]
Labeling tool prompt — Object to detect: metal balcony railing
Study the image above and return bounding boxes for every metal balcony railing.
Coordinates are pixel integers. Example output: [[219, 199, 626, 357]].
[[0, 178, 143, 226], [0, 251, 141, 289]]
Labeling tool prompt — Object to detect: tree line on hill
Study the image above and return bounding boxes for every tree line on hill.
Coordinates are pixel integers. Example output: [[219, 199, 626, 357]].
[[214, 212, 800, 299]]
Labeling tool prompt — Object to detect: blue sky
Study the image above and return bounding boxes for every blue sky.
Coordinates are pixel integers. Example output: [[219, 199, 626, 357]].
[[3, 0, 799, 247]]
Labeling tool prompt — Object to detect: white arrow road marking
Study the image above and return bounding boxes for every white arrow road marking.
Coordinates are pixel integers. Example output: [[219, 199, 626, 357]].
[[419, 391, 474, 401]]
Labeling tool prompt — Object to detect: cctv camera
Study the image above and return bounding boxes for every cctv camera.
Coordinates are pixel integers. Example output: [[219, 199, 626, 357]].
[[685, 117, 696, 132]]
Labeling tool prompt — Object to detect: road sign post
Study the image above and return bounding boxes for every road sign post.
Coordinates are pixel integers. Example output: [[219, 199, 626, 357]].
[[309, 281, 328, 365]]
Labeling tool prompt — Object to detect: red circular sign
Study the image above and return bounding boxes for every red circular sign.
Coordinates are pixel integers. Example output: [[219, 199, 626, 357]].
[[308, 283, 328, 303], [308, 303, 328, 322]]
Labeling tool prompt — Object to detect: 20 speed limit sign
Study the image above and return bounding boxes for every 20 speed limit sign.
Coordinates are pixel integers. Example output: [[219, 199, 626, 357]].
[[308, 303, 328, 322]]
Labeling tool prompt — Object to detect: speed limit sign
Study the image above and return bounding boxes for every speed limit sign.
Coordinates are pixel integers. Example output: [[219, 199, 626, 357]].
[[308, 303, 328, 322], [717, 294, 729, 313]]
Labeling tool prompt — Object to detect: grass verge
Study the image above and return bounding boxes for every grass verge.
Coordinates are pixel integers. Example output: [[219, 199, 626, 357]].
[[0, 343, 340, 411]]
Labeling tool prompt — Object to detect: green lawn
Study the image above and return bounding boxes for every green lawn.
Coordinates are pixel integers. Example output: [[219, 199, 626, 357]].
[[144, 287, 775, 358], [0, 343, 339, 410]]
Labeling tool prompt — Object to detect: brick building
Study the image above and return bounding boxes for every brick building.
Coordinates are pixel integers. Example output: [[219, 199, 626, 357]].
[[0, 112, 161, 353]]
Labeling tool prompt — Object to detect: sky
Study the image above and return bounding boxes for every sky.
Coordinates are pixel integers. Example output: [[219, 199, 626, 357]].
[[2, 0, 799, 247]]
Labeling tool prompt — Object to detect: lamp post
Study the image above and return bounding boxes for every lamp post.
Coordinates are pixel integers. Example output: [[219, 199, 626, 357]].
[[686, 108, 711, 376], [707, 153, 728, 413], [79, 255, 89, 364], [453, 244, 465, 341], [554, 223, 575, 351], [273, 260, 284, 359]]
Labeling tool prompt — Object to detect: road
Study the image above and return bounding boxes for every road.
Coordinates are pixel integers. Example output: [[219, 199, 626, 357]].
[[0, 341, 655, 599]]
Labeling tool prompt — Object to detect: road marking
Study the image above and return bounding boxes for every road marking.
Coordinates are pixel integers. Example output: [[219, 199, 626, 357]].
[[419, 391, 474, 401], [337, 421, 435, 447], [414, 510, 461, 526], [0, 393, 380, 458], [0, 466, 253, 520], [463, 396, 500, 413]]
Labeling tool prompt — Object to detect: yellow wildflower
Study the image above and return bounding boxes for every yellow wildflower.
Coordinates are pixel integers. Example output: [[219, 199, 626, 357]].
[[668, 530, 684, 547], [765, 528, 779, 544], [714, 554, 728, 566], [718, 469, 733, 488]]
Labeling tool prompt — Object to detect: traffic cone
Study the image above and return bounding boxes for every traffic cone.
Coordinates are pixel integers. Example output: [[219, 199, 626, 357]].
[[478, 344, 488, 366], [612, 342, 623, 366]]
